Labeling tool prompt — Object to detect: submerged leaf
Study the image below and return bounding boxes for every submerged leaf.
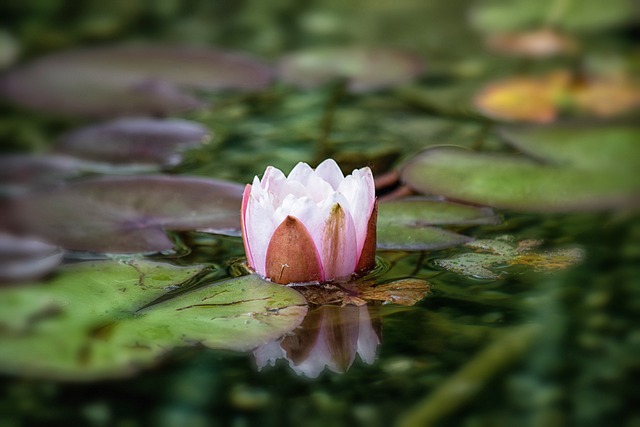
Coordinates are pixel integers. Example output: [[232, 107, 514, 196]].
[[294, 277, 430, 307], [434, 236, 584, 279], [55, 118, 212, 167], [0, 45, 273, 117], [278, 47, 424, 92], [358, 279, 431, 306], [0, 261, 307, 380], [16, 175, 244, 253]]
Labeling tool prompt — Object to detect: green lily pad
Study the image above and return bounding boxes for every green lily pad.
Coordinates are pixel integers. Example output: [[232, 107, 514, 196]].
[[401, 147, 640, 212], [434, 236, 584, 279], [376, 198, 500, 250], [0, 260, 307, 380], [471, 0, 634, 33], [499, 125, 640, 170], [278, 47, 425, 93]]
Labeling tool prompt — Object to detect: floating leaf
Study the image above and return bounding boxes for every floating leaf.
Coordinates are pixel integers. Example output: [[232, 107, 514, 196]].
[[434, 236, 584, 279], [475, 71, 640, 123], [0, 260, 307, 380], [485, 28, 578, 58], [473, 72, 569, 123], [570, 78, 640, 118], [471, 0, 634, 33], [378, 224, 472, 251], [376, 198, 499, 251], [55, 118, 212, 168], [16, 175, 244, 253], [401, 147, 640, 212], [278, 47, 425, 92], [379, 199, 500, 226], [0, 234, 63, 283], [0, 45, 273, 117], [0, 155, 89, 192], [499, 125, 640, 170]]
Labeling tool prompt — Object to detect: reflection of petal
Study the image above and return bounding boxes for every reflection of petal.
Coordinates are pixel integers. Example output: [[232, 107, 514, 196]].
[[253, 305, 381, 378], [356, 305, 380, 364], [254, 340, 287, 370]]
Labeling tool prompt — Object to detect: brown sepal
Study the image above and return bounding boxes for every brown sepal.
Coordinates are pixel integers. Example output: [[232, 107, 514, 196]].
[[355, 200, 377, 273], [265, 216, 324, 284]]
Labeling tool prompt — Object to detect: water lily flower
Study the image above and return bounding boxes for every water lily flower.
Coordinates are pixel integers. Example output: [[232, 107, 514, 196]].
[[241, 159, 377, 284]]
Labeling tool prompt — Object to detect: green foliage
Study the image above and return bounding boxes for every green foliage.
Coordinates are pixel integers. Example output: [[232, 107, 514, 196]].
[[0, 260, 307, 380]]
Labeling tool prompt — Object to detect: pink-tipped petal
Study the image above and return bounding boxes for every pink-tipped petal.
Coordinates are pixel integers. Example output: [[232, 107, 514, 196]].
[[240, 184, 255, 268], [244, 195, 278, 275], [265, 216, 324, 284], [320, 203, 358, 280]]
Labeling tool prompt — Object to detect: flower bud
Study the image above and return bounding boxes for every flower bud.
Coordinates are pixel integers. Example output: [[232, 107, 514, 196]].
[[241, 159, 377, 284]]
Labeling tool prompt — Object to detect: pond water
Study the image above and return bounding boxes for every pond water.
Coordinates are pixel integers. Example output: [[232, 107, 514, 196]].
[[0, 1, 638, 426]]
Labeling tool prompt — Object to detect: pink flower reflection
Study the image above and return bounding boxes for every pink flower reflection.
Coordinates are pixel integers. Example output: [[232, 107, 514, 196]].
[[254, 305, 381, 378]]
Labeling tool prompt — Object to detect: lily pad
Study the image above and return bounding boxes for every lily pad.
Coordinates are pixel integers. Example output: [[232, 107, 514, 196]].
[[499, 125, 640, 170], [485, 28, 578, 58], [0, 155, 89, 192], [15, 175, 244, 253], [434, 236, 584, 279], [401, 147, 640, 212], [0, 45, 273, 117], [473, 72, 569, 123], [0, 234, 63, 283], [278, 47, 425, 92], [55, 118, 212, 168], [0, 260, 307, 380], [471, 0, 634, 33], [376, 198, 499, 250], [474, 72, 640, 122]]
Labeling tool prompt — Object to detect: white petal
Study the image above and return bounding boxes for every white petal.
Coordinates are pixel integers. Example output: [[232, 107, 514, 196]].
[[288, 162, 315, 185], [337, 168, 375, 256], [315, 158, 344, 190], [261, 166, 286, 190]]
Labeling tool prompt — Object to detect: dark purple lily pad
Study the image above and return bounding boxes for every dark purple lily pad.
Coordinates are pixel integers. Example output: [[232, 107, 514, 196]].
[[0, 45, 274, 117], [0, 234, 64, 283], [55, 118, 212, 167], [0, 155, 84, 187], [278, 47, 425, 92], [15, 175, 244, 254]]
